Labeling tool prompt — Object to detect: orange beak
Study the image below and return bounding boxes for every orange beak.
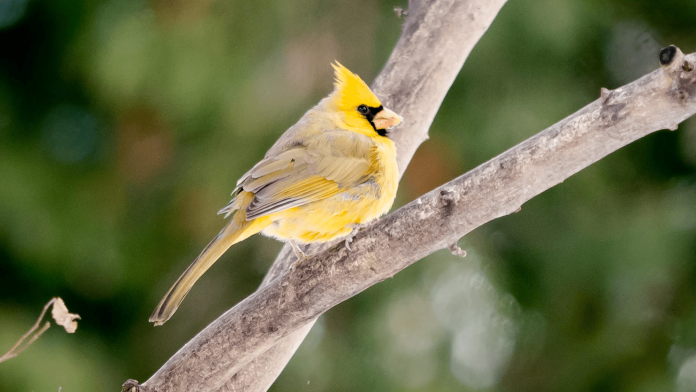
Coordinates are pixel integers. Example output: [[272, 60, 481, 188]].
[[373, 107, 402, 130]]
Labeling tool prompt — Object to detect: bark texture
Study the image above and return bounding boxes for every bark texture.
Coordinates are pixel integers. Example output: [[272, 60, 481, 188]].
[[129, 47, 696, 392], [120, 3, 696, 392], [219, 0, 510, 391], [123, 0, 510, 391]]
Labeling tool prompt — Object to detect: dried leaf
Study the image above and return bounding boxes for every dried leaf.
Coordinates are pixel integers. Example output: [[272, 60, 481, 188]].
[[51, 297, 81, 333]]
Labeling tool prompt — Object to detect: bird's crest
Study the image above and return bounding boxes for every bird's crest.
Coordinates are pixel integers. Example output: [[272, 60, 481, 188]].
[[331, 62, 382, 111]]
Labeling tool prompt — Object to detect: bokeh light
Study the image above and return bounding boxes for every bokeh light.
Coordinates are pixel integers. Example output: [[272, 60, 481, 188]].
[[1, 0, 695, 391], [0, 0, 29, 30], [41, 105, 100, 164]]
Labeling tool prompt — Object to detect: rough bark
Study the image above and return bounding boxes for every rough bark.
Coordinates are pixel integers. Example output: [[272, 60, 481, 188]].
[[118, 0, 696, 390], [121, 0, 510, 391], [218, 0, 510, 391], [123, 44, 696, 392]]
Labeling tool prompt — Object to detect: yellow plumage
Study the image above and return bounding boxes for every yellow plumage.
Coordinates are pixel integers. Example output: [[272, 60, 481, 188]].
[[150, 62, 402, 325]]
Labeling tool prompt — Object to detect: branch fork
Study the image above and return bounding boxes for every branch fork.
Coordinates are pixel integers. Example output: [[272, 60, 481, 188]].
[[123, 2, 696, 392]]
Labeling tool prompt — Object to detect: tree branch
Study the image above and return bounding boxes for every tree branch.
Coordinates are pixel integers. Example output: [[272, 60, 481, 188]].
[[123, 0, 510, 391], [121, 3, 696, 392], [216, 1, 510, 391], [133, 40, 696, 392]]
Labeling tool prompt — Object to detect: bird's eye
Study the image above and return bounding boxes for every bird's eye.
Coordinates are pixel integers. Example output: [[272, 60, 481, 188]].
[[357, 105, 369, 115]]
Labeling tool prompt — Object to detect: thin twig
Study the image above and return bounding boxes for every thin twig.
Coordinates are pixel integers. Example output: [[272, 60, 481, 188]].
[[0, 298, 55, 363]]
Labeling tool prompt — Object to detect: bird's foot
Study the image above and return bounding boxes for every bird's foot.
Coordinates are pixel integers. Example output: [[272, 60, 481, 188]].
[[352, 222, 369, 231], [344, 223, 370, 251], [288, 239, 308, 271], [344, 235, 354, 251]]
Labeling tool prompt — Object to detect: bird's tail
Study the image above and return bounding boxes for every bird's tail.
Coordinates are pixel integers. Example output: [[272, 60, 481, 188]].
[[149, 192, 266, 326]]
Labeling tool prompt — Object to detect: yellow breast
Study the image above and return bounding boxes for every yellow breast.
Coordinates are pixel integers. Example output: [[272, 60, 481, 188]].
[[260, 137, 398, 243]]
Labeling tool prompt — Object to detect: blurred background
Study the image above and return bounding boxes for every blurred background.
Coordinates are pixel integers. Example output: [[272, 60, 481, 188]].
[[1, 0, 695, 391]]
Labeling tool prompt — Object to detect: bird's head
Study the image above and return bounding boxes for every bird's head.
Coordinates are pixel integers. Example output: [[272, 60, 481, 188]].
[[328, 62, 402, 137]]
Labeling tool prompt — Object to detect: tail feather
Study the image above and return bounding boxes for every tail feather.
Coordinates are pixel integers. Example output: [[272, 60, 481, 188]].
[[150, 194, 265, 325]]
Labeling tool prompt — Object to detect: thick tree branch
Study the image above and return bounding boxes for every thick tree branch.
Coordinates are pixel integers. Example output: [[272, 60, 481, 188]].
[[216, 1, 510, 391], [130, 41, 696, 391], [122, 0, 510, 391]]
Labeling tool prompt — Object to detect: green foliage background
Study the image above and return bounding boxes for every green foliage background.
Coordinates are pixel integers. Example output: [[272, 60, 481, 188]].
[[1, 0, 695, 391]]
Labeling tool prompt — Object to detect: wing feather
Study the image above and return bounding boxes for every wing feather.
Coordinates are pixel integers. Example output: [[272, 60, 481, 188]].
[[221, 130, 376, 220]]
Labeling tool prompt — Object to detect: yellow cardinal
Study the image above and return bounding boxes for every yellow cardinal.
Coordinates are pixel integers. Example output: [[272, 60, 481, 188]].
[[150, 63, 402, 325]]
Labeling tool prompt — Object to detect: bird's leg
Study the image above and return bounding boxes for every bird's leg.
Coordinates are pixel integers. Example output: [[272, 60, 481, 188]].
[[344, 223, 369, 251], [288, 239, 306, 261], [288, 239, 309, 272], [344, 236, 353, 251]]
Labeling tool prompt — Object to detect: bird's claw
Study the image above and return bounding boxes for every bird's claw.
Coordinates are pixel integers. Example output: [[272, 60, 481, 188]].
[[344, 223, 369, 251], [289, 254, 308, 272], [345, 235, 353, 251], [288, 239, 308, 270]]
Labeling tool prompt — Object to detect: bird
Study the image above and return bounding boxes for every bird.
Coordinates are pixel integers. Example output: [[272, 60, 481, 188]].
[[149, 62, 403, 325]]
